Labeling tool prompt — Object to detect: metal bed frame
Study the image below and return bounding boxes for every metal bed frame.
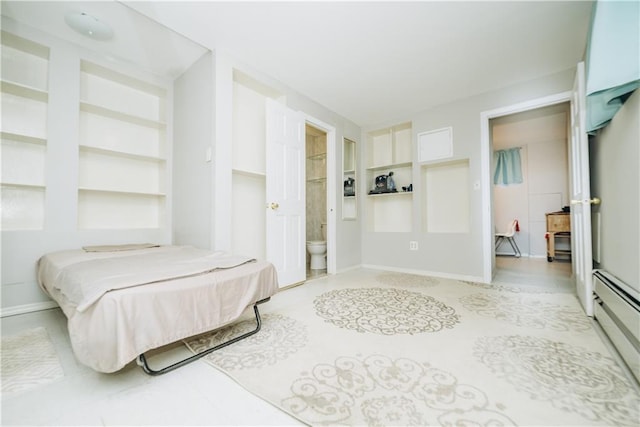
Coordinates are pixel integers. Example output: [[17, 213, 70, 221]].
[[136, 297, 270, 376]]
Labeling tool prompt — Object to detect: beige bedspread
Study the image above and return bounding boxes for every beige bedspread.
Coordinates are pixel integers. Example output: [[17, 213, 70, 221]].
[[37, 246, 278, 373], [39, 246, 255, 312]]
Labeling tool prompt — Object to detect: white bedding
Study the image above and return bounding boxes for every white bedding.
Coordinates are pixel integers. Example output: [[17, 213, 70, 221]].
[[37, 246, 278, 373]]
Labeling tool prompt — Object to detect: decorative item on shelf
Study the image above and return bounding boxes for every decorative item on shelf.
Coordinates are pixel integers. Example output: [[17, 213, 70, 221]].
[[402, 184, 413, 192], [344, 177, 355, 196], [369, 171, 398, 194]]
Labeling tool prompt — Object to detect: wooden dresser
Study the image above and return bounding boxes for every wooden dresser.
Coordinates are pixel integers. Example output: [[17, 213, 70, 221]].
[[546, 211, 571, 261]]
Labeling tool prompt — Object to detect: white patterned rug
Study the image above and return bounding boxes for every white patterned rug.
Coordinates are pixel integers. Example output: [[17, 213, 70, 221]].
[[1, 327, 64, 397], [185, 271, 640, 426]]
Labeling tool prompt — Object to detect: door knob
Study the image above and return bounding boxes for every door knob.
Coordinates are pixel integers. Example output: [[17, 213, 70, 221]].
[[268, 202, 279, 210], [570, 197, 601, 205]]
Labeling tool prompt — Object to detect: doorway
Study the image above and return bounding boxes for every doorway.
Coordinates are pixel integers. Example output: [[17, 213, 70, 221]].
[[481, 91, 580, 282], [305, 124, 328, 278], [490, 102, 573, 290]]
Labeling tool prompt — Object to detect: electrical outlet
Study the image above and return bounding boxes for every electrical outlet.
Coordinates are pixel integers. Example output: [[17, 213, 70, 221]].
[[409, 241, 418, 251]]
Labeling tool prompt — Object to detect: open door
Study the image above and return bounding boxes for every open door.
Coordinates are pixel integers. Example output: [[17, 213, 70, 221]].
[[569, 62, 595, 316], [265, 99, 306, 288]]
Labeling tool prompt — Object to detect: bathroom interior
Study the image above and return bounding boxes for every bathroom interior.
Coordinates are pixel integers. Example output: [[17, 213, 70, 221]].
[[305, 124, 327, 277]]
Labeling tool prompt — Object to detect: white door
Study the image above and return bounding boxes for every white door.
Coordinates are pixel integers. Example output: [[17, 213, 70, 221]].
[[569, 62, 595, 316], [265, 99, 306, 288]]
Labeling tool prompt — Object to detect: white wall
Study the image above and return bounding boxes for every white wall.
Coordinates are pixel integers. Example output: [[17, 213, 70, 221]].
[[172, 52, 363, 271], [172, 53, 214, 249], [590, 90, 639, 291], [1, 20, 172, 315], [361, 68, 575, 281], [491, 104, 570, 257]]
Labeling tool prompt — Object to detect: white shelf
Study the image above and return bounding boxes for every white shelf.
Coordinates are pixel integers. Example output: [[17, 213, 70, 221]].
[[1, 182, 45, 190], [1, 80, 48, 102], [232, 168, 266, 179], [366, 161, 412, 172], [1, 131, 46, 145], [1, 85, 48, 140], [78, 188, 166, 197], [78, 60, 167, 230], [78, 190, 164, 230], [80, 102, 165, 129], [80, 60, 165, 124], [367, 191, 413, 197], [365, 122, 413, 232], [1, 31, 49, 91], [79, 145, 165, 163], [343, 138, 357, 220], [0, 33, 49, 231]]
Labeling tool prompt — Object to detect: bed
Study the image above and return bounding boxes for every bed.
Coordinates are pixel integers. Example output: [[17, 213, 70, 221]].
[[37, 244, 279, 375]]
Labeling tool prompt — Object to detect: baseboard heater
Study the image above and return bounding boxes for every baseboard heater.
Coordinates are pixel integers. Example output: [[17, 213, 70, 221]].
[[593, 270, 640, 383]]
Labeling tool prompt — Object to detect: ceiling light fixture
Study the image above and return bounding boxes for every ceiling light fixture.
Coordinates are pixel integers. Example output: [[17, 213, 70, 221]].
[[65, 12, 114, 41]]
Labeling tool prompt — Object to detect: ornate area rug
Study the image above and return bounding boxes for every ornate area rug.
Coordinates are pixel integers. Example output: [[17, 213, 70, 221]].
[[1, 327, 64, 397], [185, 271, 640, 426]]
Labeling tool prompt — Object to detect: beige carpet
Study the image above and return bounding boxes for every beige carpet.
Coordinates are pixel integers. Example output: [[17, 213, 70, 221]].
[[2, 327, 64, 397], [185, 271, 640, 426]]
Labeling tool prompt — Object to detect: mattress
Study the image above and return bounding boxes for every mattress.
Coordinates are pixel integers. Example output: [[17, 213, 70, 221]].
[[37, 246, 279, 373]]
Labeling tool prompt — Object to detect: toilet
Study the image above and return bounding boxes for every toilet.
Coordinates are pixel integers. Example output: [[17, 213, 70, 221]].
[[306, 223, 327, 270]]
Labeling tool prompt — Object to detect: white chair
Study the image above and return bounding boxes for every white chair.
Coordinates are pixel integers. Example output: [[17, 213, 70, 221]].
[[495, 219, 521, 257]]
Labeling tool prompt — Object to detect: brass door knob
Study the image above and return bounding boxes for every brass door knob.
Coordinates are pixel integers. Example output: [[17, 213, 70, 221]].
[[269, 202, 279, 210], [570, 197, 601, 205]]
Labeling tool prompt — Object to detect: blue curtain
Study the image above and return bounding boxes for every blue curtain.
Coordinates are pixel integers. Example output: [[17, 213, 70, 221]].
[[494, 147, 523, 185], [585, 0, 639, 133]]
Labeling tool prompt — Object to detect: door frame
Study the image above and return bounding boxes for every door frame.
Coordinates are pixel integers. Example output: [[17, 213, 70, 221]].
[[304, 114, 337, 275], [480, 91, 573, 283]]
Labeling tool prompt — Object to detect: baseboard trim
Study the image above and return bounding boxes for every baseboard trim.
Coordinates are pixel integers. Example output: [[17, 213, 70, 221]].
[[1, 301, 59, 318], [335, 264, 363, 274], [361, 264, 485, 284]]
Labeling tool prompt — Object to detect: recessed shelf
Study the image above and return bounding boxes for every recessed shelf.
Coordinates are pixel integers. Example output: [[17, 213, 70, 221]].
[[79, 145, 165, 162], [365, 123, 413, 232], [78, 187, 166, 197], [1, 80, 48, 102], [81, 61, 166, 97], [366, 161, 412, 172], [0, 182, 46, 190], [80, 102, 165, 129], [232, 168, 266, 179], [367, 191, 412, 197], [1, 30, 49, 59], [78, 60, 168, 230], [0, 131, 46, 145], [0, 32, 49, 232]]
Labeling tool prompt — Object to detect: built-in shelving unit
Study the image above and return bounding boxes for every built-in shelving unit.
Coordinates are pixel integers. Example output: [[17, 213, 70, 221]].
[[77, 61, 167, 229], [421, 159, 470, 233], [231, 70, 281, 259], [365, 122, 413, 232], [342, 138, 357, 219], [1, 32, 49, 230]]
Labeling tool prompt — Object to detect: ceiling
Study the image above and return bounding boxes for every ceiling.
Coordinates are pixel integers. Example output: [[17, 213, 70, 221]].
[[2, 1, 594, 128]]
